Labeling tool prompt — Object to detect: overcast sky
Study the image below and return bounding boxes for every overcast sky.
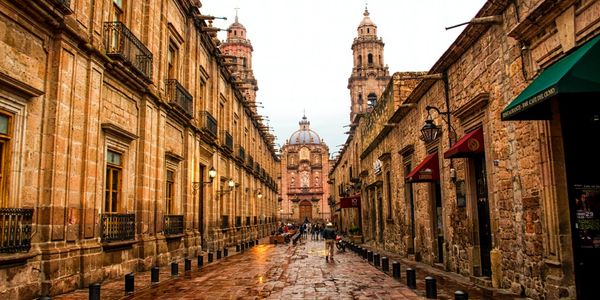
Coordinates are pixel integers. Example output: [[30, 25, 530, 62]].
[[200, 0, 487, 158]]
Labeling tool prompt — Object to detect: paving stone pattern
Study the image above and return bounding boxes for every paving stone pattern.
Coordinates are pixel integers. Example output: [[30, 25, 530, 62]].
[[54, 239, 423, 299]]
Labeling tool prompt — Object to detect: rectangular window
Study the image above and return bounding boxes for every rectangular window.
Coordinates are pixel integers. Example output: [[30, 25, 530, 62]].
[[113, 0, 124, 22], [105, 150, 122, 212], [0, 113, 11, 207], [166, 170, 174, 214], [167, 43, 178, 80]]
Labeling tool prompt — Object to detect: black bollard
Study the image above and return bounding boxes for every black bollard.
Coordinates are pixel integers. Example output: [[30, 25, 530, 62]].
[[425, 276, 437, 299], [185, 258, 192, 272], [362, 248, 368, 259], [392, 261, 401, 279], [216, 249, 222, 260], [236, 244, 240, 252], [406, 268, 416, 289], [171, 262, 178, 276], [125, 273, 134, 294], [373, 253, 381, 267], [454, 290, 469, 300], [151, 267, 159, 283], [250, 240, 254, 246], [246, 241, 250, 249], [208, 252, 213, 263], [382, 257, 389, 272], [274, 240, 278, 245], [255, 239, 259, 245], [367, 251, 373, 263], [224, 247, 229, 257], [89, 283, 101, 300], [197, 255, 204, 268]]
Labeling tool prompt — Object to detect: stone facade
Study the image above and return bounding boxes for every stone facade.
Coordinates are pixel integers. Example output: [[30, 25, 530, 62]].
[[280, 116, 331, 223], [0, 0, 279, 299], [330, 0, 600, 299]]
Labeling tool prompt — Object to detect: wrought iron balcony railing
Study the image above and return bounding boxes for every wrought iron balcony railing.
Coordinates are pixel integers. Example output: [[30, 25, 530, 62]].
[[103, 22, 153, 80], [222, 131, 233, 152], [48, 0, 72, 13], [247, 155, 253, 169], [165, 79, 193, 118], [201, 111, 218, 138], [164, 215, 184, 236], [0, 208, 33, 253], [101, 213, 135, 243], [221, 215, 229, 229], [237, 146, 246, 161]]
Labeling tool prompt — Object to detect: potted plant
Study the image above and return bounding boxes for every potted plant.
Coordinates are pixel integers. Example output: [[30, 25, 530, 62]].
[[348, 225, 362, 243]]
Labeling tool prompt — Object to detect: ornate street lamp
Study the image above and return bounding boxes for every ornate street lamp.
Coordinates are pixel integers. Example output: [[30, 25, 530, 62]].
[[420, 106, 456, 144]]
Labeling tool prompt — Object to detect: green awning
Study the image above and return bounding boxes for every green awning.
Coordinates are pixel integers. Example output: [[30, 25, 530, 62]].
[[501, 35, 600, 120]]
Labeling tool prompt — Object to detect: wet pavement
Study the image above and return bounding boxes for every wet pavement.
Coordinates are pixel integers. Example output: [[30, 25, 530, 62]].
[[55, 238, 423, 299]]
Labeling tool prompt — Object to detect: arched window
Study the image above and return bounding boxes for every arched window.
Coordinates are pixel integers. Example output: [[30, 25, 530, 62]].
[[368, 53, 373, 64], [358, 55, 362, 66], [368, 93, 377, 108], [234, 30, 237, 36], [367, 28, 370, 33], [357, 94, 363, 105]]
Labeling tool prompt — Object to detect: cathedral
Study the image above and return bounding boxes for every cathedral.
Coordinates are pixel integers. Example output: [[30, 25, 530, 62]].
[[279, 115, 330, 222]]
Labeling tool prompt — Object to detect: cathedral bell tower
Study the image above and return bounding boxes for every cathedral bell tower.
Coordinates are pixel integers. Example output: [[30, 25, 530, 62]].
[[347, 7, 390, 122], [220, 11, 259, 110]]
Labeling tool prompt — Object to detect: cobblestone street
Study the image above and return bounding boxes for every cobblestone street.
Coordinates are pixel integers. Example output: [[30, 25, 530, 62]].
[[55, 239, 422, 299]]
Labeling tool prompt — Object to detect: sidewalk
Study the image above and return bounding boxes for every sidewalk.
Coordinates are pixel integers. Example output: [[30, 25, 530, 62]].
[[354, 242, 524, 300], [53, 240, 263, 300]]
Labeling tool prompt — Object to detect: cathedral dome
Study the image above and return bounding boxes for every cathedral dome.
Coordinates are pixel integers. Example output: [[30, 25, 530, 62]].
[[289, 115, 321, 145]]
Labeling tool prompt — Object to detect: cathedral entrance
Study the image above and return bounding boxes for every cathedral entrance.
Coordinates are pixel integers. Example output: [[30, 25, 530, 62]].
[[299, 200, 312, 221]]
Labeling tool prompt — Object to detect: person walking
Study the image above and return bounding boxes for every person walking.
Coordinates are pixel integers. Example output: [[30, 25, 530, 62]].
[[322, 222, 337, 262]]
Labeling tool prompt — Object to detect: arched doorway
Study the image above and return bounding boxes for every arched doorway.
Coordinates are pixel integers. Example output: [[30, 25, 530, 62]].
[[299, 200, 312, 221]]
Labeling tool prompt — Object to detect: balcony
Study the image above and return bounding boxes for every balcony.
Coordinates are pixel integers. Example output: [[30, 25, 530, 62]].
[[103, 22, 153, 81], [48, 0, 72, 13], [164, 215, 184, 236], [201, 111, 218, 139], [221, 215, 229, 229], [0, 208, 33, 253], [101, 213, 135, 243], [247, 155, 253, 169], [165, 79, 193, 118], [222, 131, 233, 152], [237, 146, 246, 162]]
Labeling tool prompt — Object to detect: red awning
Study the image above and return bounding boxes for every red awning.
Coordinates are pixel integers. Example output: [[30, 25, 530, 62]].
[[444, 127, 484, 158], [340, 195, 361, 208], [406, 152, 439, 183]]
